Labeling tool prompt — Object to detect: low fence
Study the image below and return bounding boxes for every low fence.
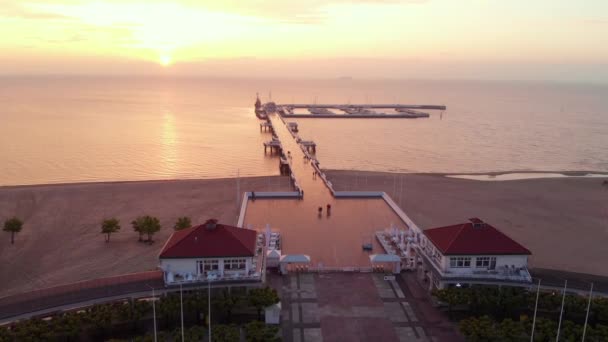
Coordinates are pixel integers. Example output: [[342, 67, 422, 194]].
[[0, 271, 163, 321], [304, 267, 374, 273], [237, 191, 302, 228], [381, 192, 423, 234], [333, 191, 384, 198]]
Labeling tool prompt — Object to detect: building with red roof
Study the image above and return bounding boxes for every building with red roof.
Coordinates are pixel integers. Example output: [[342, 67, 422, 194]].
[[158, 219, 263, 285], [415, 218, 532, 290]]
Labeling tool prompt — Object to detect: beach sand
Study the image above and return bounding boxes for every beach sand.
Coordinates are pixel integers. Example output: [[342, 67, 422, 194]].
[[325, 170, 608, 277], [1, 171, 606, 297], [0, 176, 290, 297]]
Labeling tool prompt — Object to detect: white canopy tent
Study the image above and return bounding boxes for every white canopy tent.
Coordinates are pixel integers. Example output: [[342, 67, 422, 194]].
[[280, 254, 311, 263], [369, 254, 402, 274], [369, 254, 401, 263], [266, 249, 282, 268], [279, 254, 311, 274]]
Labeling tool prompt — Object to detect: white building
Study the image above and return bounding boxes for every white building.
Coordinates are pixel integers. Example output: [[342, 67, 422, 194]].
[[416, 218, 532, 290], [159, 219, 263, 285]]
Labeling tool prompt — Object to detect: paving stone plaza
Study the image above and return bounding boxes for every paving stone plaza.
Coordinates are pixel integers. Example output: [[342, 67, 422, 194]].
[[268, 272, 462, 342]]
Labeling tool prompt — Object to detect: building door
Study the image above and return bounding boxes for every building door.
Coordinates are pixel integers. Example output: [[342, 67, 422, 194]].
[[490, 257, 496, 270]]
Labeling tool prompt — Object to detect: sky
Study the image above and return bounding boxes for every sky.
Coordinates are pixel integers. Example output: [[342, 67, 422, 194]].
[[0, 0, 607, 82]]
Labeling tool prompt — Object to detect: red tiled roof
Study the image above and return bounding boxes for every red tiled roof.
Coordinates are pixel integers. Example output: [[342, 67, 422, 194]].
[[423, 218, 531, 255], [159, 219, 256, 258]]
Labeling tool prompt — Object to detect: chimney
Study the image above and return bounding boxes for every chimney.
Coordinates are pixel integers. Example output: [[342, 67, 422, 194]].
[[205, 219, 218, 230], [469, 218, 485, 229]]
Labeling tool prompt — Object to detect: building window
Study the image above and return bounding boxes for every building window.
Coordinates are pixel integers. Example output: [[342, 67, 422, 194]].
[[449, 257, 471, 268], [224, 258, 247, 270], [197, 260, 219, 275], [475, 257, 497, 269]]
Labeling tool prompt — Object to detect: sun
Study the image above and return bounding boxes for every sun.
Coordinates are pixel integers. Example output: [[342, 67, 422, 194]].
[[159, 55, 172, 66]]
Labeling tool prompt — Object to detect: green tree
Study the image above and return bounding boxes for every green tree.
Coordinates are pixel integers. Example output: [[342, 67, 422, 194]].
[[184, 290, 209, 325], [459, 316, 497, 341], [432, 288, 470, 318], [158, 293, 180, 329], [116, 300, 150, 334], [497, 318, 525, 341], [214, 289, 241, 323], [0, 325, 12, 341], [3, 217, 23, 245], [245, 320, 280, 342], [174, 216, 192, 231], [87, 303, 114, 339], [132, 216, 161, 243], [101, 218, 121, 243], [212, 324, 240, 342], [248, 287, 280, 320]]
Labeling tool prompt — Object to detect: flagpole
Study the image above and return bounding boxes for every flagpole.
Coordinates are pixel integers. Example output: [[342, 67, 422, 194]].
[[556, 280, 567, 342], [236, 169, 240, 213], [581, 283, 593, 342], [180, 283, 184, 342], [208, 279, 212, 342], [530, 279, 541, 342], [147, 285, 157, 342]]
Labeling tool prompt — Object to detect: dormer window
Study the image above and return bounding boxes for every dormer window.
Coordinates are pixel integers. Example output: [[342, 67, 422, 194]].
[[469, 218, 485, 229]]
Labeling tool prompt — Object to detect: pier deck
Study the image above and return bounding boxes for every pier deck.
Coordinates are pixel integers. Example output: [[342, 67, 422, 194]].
[[244, 113, 409, 268]]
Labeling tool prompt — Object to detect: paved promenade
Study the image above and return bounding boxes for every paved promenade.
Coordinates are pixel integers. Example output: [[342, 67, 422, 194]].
[[268, 272, 462, 342]]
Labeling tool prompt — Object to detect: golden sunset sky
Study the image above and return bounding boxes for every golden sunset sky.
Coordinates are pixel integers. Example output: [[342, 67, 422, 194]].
[[1, 0, 606, 81]]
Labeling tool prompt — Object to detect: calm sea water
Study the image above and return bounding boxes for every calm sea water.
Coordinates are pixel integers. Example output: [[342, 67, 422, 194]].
[[1, 77, 607, 186]]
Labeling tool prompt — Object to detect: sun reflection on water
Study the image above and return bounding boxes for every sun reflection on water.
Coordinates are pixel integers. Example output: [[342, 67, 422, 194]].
[[161, 111, 178, 175]]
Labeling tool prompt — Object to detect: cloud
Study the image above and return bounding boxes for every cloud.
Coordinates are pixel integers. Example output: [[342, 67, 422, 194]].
[[583, 18, 608, 25], [0, 2, 71, 20]]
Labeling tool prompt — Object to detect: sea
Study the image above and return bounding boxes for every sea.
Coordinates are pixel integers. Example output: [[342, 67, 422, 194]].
[[1, 77, 607, 186]]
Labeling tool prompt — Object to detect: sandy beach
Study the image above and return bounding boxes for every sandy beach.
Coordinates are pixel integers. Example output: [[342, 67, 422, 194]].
[[1, 171, 607, 298], [0, 176, 290, 297], [325, 170, 608, 278]]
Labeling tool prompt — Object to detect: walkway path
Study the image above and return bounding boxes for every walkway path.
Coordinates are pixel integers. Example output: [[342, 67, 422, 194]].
[[267, 113, 332, 201]]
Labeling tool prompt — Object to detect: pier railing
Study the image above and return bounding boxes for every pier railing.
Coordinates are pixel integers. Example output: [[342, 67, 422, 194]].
[[333, 191, 384, 197], [237, 191, 301, 228]]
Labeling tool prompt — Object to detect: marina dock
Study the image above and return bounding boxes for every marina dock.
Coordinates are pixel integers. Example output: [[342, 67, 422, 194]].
[[277, 103, 445, 118]]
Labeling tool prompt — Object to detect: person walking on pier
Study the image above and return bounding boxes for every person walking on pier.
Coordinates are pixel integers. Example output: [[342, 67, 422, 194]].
[[326, 204, 331, 216], [318, 206, 323, 217]]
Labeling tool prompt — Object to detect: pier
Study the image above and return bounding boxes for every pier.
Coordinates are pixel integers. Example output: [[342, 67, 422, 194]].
[[286, 122, 298, 132], [300, 140, 316, 153], [263, 138, 282, 154], [246, 111, 411, 268], [260, 122, 273, 132]]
